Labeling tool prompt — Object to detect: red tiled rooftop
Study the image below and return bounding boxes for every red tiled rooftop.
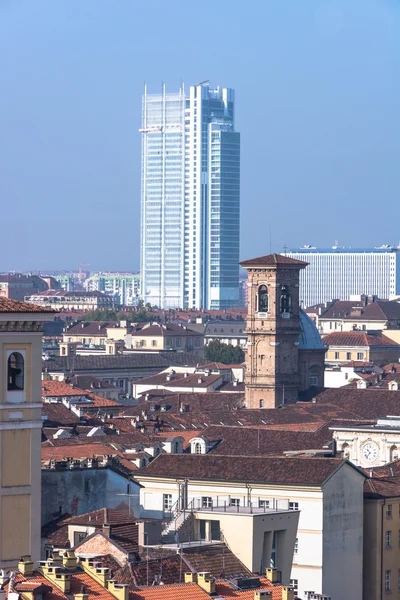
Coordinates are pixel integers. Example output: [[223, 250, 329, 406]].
[[240, 253, 308, 268], [41, 443, 122, 462], [42, 380, 88, 397], [66, 507, 136, 526], [322, 331, 400, 347], [215, 577, 286, 599], [129, 582, 211, 600], [139, 453, 356, 486], [0, 297, 55, 313]]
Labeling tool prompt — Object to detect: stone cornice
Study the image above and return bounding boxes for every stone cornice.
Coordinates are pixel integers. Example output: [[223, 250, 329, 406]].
[[0, 321, 44, 332]]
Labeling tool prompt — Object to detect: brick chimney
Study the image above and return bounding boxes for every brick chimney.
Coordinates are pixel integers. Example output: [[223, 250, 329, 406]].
[[103, 523, 112, 537]]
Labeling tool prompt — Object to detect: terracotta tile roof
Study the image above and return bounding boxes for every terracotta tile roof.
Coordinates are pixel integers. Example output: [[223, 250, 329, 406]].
[[69, 375, 119, 390], [65, 507, 136, 526], [109, 523, 139, 553], [0, 297, 55, 313], [69, 571, 116, 600], [383, 363, 400, 373], [240, 253, 308, 268], [182, 544, 252, 579], [42, 403, 82, 426], [41, 443, 122, 462], [215, 576, 285, 600], [156, 430, 201, 449], [198, 422, 345, 456], [119, 458, 139, 471], [86, 393, 122, 408], [128, 556, 183, 587], [315, 387, 400, 419], [129, 582, 211, 600], [138, 454, 355, 486], [4, 573, 67, 600], [364, 476, 400, 499], [43, 352, 203, 373], [91, 554, 122, 576], [341, 361, 375, 368], [42, 513, 72, 548], [65, 321, 119, 335], [319, 299, 400, 321], [368, 459, 400, 479], [42, 380, 88, 397], [322, 331, 400, 347]]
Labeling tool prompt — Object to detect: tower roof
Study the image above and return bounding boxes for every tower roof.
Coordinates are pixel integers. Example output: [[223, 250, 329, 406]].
[[239, 253, 308, 268]]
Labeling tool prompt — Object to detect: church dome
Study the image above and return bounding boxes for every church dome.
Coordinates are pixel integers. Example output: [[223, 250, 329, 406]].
[[298, 310, 325, 350]]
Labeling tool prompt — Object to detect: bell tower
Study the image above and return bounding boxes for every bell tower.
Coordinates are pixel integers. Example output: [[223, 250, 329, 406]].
[[240, 253, 308, 409]]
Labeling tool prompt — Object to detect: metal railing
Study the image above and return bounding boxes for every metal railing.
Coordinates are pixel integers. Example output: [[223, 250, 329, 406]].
[[190, 496, 298, 514]]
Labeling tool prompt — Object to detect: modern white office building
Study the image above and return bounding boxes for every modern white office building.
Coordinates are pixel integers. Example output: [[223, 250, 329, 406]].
[[140, 82, 240, 310], [288, 245, 400, 307]]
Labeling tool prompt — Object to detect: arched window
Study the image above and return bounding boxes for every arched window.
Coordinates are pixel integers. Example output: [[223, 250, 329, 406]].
[[194, 442, 202, 454], [390, 445, 398, 462], [258, 285, 269, 312], [174, 441, 180, 453], [341, 443, 350, 459], [280, 285, 291, 315], [7, 352, 24, 391]]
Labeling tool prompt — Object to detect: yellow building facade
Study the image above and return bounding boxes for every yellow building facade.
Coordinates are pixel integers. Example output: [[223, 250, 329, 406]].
[[0, 299, 54, 568], [363, 477, 400, 600]]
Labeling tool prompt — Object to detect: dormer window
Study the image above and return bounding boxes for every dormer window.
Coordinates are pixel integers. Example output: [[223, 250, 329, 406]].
[[258, 285, 269, 313], [7, 352, 24, 391]]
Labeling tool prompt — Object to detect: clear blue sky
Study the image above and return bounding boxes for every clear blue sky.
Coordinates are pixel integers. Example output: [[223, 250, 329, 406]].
[[1, 0, 399, 271]]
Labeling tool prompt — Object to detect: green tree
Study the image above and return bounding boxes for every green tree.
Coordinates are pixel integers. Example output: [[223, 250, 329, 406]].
[[204, 340, 245, 364], [78, 309, 118, 322]]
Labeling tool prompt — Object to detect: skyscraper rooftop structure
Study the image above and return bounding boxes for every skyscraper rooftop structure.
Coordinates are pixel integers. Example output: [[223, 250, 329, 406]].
[[140, 82, 240, 310], [287, 245, 400, 307]]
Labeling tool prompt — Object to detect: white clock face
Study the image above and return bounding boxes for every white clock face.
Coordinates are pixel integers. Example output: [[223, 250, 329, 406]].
[[362, 442, 379, 463]]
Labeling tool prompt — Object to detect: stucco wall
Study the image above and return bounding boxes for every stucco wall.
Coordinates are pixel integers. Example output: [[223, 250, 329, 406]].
[[42, 467, 140, 525], [322, 463, 365, 600]]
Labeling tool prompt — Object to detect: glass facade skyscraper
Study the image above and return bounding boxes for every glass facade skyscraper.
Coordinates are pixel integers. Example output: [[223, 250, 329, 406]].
[[140, 83, 240, 310]]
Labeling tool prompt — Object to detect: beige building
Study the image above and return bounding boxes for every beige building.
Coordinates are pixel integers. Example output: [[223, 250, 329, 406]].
[[126, 323, 204, 357], [322, 331, 400, 366], [63, 320, 131, 347], [313, 297, 400, 335], [0, 297, 54, 568], [364, 476, 400, 600], [137, 454, 366, 600]]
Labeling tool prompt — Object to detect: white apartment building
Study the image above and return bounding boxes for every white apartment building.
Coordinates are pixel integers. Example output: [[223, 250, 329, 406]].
[[287, 245, 400, 308], [84, 272, 140, 306], [136, 454, 366, 600], [140, 82, 240, 310]]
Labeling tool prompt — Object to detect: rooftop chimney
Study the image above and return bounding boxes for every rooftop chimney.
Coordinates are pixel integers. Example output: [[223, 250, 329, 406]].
[[18, 556, 34, 577]]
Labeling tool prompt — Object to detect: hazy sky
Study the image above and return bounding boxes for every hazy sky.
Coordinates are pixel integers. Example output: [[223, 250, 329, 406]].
[[1, 0, 399, 271]]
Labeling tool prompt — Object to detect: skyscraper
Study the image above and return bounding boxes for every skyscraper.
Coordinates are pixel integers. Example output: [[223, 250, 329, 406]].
[[140, 82, 240, 310]]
